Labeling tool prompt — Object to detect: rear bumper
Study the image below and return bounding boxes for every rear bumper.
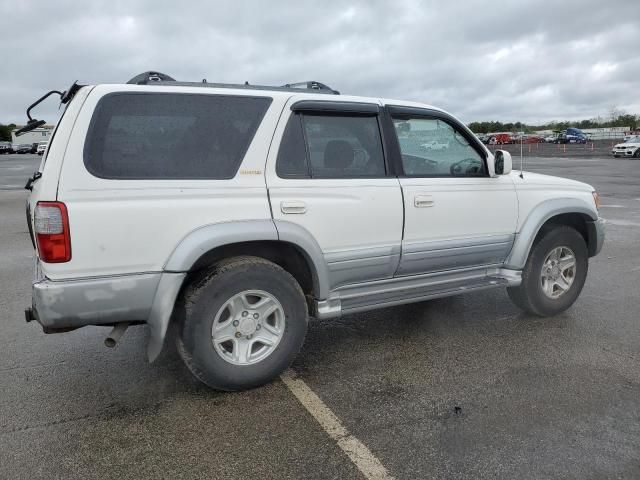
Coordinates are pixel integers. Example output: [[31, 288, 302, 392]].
[[30, 266, 186, 362], [586, 217, 605, 257], [32, 272, 161, 329]]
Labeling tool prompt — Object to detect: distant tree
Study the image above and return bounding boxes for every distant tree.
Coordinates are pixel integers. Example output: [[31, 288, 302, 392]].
[[468, 112, 639, 133], [615, 114, 637, 129], [0, 124, 16, 142]]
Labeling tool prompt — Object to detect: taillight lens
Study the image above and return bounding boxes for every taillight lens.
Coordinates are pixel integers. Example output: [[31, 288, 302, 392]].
[[34, 201, 71, 263]]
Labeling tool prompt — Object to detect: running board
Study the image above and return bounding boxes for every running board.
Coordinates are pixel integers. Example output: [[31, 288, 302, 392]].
[[316, 266, 520, 319]]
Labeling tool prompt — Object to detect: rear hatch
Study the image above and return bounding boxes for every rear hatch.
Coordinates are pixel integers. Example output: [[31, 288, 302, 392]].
[[24, 84, 94, 258]]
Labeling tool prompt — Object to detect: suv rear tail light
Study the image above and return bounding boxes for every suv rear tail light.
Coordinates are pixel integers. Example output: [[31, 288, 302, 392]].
[[34, 201, 71, 263]]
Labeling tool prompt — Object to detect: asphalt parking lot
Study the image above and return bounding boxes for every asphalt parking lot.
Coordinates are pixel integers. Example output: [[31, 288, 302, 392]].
[[1, 153, 639, 479]]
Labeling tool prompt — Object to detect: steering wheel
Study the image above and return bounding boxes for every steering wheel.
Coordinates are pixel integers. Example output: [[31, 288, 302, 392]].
[[450, 158, 481, 176], [402, 154, 438, 173]]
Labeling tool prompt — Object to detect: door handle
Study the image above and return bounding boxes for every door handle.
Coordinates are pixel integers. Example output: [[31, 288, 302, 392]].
[[414, 195, 434, 208], [281, 201, 307, 214]]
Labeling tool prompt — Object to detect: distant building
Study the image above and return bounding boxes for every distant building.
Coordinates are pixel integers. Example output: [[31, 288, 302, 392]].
[[11, 126, 54, 145]]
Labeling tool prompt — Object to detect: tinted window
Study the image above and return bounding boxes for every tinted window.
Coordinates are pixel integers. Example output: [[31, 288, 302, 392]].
[[392, 117, 486, 177], [304, 115, 385, 178], [276, 113, 386, 178], [276, 114, 308, 177], [84, 93, 271, 179]]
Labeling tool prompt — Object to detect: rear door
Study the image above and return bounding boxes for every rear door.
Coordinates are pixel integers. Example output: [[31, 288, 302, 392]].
[[267, 98, 403, 290]]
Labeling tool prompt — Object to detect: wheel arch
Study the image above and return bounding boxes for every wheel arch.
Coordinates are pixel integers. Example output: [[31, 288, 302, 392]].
[[505, 199, 598, 270], [147, 220, 329, 362], [163, 219, 329, 300]]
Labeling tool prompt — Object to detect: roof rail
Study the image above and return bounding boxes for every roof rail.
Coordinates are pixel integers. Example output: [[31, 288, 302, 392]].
[[125, 72, 339, 94]]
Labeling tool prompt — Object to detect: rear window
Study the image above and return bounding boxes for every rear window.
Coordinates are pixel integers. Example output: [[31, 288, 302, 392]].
[[84, 93, 272, 179]]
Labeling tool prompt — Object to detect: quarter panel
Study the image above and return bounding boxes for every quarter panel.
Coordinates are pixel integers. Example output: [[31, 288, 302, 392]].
[[50, 86, 287, 280]]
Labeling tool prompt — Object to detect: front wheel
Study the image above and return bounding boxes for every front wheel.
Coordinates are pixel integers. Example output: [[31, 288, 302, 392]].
[[507, 226, 588, 316], [177, 256, 308, 391]]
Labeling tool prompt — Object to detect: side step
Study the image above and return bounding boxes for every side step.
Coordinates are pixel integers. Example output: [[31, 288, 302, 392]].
[[341, 278, 508, 315], [316, 266, 520, 319], [341, 278, 508, 314]]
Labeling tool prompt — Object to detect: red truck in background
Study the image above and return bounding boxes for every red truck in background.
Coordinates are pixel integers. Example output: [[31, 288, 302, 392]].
[[489, 133, 513, 145]]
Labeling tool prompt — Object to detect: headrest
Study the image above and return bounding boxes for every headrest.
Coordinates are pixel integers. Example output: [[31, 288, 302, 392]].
[[324, 140, 354, 169]]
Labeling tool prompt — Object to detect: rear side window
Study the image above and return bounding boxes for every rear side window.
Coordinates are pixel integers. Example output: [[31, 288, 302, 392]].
[[84, 93, 272, 179], [276, 113, 386, 178]]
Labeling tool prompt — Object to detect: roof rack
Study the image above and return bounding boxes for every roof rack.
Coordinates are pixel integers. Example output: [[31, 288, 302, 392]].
[[281, 81, 339, 94], [126, 71, 339, 95]]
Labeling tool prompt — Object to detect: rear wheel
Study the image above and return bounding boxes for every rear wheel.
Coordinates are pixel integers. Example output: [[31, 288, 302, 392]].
[[177, 256, 308, 391], [507, 226, 588, 316]]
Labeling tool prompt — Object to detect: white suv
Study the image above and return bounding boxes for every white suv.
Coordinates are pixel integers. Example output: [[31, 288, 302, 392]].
[[23, 72, 605, 391]]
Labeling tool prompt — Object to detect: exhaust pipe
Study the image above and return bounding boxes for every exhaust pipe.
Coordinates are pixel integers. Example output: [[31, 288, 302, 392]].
[[105, 322, 129, 348]]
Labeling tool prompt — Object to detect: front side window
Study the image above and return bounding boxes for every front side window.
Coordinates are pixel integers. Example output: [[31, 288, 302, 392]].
[[276, 113, 386, 178], [392, 117, 486, 177], [84, 93, 272, 179]]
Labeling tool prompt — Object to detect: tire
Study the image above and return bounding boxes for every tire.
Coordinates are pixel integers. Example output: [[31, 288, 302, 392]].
[[634, 150, 640, 158], [507, 226, 588, 317], [177, 256, 308, 391]]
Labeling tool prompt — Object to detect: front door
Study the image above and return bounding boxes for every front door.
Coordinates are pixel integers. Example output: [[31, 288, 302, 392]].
[[387, 108, 518, 276], [267, 100, 404, 289]]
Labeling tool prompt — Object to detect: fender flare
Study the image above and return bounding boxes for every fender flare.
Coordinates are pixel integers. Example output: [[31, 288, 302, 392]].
[[148, 219, 330, 362], [273, 219, 330, 300], [163, 219, 279, 271], [504, 198, 598, 270]]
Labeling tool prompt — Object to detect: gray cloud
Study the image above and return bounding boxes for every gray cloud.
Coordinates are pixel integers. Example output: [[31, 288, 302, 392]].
[[2, 0, 639, 125]]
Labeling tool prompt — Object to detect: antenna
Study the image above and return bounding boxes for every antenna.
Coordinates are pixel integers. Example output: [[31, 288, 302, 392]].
[[519, 133, 524, 179]]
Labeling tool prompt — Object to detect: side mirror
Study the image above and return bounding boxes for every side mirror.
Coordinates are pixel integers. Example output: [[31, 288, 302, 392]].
[[492, 150, 512, 176]]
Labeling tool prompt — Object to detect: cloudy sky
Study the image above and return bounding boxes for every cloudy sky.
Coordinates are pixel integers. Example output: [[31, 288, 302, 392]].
[[2, 0, 639, 125]]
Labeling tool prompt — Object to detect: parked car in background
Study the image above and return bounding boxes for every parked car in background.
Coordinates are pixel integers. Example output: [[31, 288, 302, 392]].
[[555, 128, 588, 144], [421, 140, 448, 150], [623, 131, 640, 142], [15, 144, 33, 154], [489, 133, 513, 145], [612, 138, 640, 158], [474, 133, 490, 144], [37, 142, 48, 155], [0, 141, 13, 154], [521, 135, 544, 144], [544, 134, 557, 143]]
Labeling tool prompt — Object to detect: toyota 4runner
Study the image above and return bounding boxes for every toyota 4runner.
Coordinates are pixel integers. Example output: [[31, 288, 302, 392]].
[[22, 72, 605, 391]]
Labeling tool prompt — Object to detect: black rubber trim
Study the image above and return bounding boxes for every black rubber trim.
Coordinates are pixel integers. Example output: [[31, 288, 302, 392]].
[[585, 219, 598, 257], [379, 106, 403, 177], [291, 100, 379, 115]]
